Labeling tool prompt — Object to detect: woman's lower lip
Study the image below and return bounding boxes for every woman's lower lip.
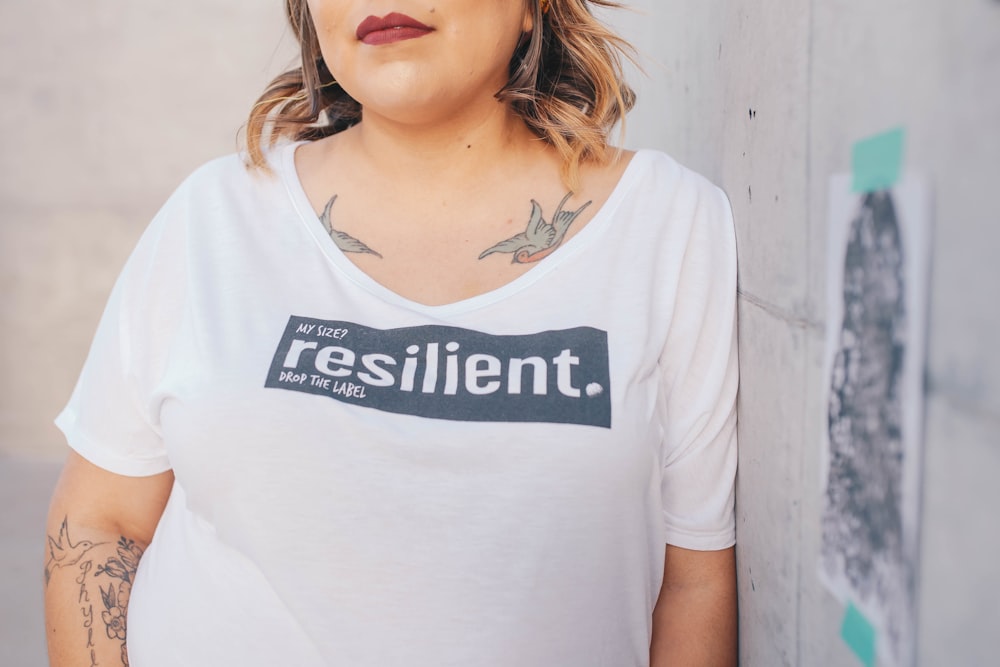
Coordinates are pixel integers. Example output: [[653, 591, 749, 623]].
[[361, 27, 433, 46]]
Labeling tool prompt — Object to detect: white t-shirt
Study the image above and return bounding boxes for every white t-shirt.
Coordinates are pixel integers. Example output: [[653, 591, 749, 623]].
[[56, 143, 738, 667]]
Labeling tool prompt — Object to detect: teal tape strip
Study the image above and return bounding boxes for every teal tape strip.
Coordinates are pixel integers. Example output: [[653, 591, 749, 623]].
[[852, 127, 905, 193], [840, 602, 877, 667]]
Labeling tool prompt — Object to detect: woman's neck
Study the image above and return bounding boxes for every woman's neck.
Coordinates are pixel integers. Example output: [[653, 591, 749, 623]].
[[334, 101, 548, 191]]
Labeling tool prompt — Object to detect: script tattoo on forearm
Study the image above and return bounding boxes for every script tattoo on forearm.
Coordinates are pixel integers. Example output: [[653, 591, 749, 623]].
[[76, 560, 99, 667], [46, 517, 144, 666], [479, 192, 592, 264]]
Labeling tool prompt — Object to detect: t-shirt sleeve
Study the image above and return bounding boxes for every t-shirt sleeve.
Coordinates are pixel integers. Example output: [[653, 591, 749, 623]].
[[55, 197, 188, 477], [657, 183, 739, 550]]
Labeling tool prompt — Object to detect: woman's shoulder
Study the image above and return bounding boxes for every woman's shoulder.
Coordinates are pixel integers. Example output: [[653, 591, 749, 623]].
[[626, 149, 725, 197], [146, 144, 298, 239], [137, 144, 297, 254], [173, 145, 291, 199], [609, 148, 733, 233]]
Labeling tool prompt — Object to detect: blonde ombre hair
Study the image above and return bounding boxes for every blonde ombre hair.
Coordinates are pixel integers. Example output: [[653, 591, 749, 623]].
[[245, 0, 636, 187]]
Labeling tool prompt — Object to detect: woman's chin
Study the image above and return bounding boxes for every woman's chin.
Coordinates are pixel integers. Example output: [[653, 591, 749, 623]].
[[359, 93, 496, 128]]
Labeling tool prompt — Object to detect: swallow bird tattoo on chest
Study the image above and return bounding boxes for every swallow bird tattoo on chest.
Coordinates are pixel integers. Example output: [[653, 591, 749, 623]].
[[318, 192, 591, 264], [479, 192, 592, 264], [320, 195, 383, 258]]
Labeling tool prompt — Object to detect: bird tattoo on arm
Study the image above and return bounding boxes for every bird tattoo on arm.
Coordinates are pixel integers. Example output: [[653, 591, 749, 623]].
[[479, 192, 592, 264], [44, 517, 106, 586], [319, 195, 383, 258]]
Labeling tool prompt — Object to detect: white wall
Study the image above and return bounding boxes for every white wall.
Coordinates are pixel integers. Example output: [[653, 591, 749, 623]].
[[603, 0, 1000, 664]]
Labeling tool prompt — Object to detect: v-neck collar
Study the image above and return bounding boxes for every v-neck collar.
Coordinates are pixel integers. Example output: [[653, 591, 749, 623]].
[[278, 141, 648, 318]]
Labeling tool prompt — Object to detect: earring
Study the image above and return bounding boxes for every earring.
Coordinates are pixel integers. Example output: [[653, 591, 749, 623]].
[[540, 0, 551, 14]]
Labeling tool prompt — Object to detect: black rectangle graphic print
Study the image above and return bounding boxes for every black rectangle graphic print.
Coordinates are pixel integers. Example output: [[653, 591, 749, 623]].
[[265, 316, 612, 427]]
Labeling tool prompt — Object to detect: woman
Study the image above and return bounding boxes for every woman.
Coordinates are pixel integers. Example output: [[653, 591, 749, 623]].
[[45, 1, 739, 665]]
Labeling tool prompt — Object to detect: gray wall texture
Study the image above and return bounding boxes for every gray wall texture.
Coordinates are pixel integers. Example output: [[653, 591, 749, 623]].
[[604, 0, 1000, 665], [0, 1, 296, 461], [2, 1, 997, 666]]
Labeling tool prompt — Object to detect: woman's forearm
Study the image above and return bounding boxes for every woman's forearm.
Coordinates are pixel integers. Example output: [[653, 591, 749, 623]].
[[650, 545, 738, 667], [44, 516, 146, 667]]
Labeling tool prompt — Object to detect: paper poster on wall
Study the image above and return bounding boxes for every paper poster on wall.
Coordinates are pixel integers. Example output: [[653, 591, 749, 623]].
[[819, 170, 931, 667]]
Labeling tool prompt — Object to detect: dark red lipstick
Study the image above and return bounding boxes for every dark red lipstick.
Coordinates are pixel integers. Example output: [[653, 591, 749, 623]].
[[355, 13, 434, 46]]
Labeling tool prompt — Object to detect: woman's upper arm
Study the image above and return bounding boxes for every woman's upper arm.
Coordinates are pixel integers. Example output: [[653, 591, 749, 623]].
[[47, 450, 174, 545], [658, 184, 739, 550]]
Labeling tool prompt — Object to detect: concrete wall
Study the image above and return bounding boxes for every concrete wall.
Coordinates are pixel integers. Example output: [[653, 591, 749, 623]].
[[604, 0, 1000, 665], [0, 0, 296, 461]]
